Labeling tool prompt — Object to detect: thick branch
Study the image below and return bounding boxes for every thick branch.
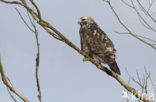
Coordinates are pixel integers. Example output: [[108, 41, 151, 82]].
[[0, 0, 152, 102]]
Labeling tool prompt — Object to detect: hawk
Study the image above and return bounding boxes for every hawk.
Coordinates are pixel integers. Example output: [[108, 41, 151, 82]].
[[78, 16, 121, 75]]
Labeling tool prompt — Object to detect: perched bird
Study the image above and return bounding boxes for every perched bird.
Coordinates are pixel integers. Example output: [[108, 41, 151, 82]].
[[78, 16, 121, 75]]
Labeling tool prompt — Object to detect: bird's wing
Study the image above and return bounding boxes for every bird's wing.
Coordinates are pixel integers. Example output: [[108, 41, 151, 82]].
[[84, 24, 116, 63]]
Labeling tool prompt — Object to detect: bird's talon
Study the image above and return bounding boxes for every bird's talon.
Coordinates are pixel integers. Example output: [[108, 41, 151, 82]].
[[97, 65, 102, 69], [83, 57, 90, 62]]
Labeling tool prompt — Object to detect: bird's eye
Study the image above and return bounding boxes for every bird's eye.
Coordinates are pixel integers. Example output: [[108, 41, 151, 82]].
[[82, 18, 85, 21]]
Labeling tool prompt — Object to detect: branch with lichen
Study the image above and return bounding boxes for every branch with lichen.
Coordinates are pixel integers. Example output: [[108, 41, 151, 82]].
[[0, 0, 152, 102]]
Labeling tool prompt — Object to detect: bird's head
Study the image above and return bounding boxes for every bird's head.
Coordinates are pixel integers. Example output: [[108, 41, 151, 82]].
[[78, 16, 95, 26]]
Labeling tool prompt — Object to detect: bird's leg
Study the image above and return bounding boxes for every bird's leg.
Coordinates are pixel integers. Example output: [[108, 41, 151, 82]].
[[95, 60, 102, 69], [92, 55, 102, 69], [97, 64, 102, 69], [82, 51, 91, 62]]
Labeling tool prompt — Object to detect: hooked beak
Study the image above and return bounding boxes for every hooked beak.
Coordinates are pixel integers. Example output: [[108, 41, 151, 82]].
[[78, 19, 81, 24]]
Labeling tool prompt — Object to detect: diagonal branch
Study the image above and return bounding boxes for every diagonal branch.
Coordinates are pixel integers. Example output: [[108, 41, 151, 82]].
[[105, 0, 156, 50], [136, 0, 156, 23], [7, 88, 18, 102], [0, 0, 152, 102], [131, 0, 156, 32], [116, 32, 156, 43], [0, 58, 29, 102]]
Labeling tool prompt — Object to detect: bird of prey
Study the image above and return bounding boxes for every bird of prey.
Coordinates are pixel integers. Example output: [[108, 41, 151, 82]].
[[78, 16, 121, 75]]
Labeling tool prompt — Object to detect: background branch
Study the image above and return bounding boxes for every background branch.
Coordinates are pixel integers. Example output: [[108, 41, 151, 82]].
[[104, 0, 156, 50], [0, 0, 154, 102], [0, 58, 29, 102], [16, 9, 42, 102], [126, 68, 155, 101], [7, 88, 18, 102]]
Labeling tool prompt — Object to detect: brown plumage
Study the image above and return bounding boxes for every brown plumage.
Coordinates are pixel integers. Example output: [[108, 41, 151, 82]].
[[78, 16, 121, 75]]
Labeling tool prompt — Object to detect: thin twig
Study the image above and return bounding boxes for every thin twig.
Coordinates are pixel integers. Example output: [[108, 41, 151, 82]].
[[118, 31, 156, 44], [0, 0, 153, 102], [135, 34, 156, 43], [105, 0, 156, 49], [7, 88, 18, 102], [33, 18, 42, 102], [126, 69, 144, 89], [137, 0, 156, 23], [131, 0, 156, 32], [126, 68, 155, 101], [121, 0, 133, 8], [16, 9, 42, 102], [147, 0, 155, 12], [16, 8, 34, 32], [116, 31, 156, 43]]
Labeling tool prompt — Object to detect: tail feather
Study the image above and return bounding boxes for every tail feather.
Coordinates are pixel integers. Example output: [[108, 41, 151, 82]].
[[108, 61, 121, 75]]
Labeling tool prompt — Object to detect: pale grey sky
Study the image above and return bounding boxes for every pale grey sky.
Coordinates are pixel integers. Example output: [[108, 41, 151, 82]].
[[0, 0, 156, 102]]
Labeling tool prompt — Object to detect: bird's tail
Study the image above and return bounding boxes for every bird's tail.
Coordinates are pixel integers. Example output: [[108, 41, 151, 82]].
[[108, 61, 121, 75]]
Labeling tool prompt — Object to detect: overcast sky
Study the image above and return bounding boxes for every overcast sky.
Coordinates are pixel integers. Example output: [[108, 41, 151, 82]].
[[0, 0, 156, 102]]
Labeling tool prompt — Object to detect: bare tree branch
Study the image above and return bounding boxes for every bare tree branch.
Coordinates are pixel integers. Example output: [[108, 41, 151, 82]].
[[126, 68, 156, 102], [136, 0, 156, 23], [104, 0, 156, 50], [7, 88, 18, 102], [33, 17, 42, 102], [116, 31, 156, 43], [147, 0, 155, 12], [16, 9, 42, 102], [0, 0, 153, 102], [119, 0, 156, 50], [131, 0, 156, 32], [121, 0, 133, 8], [0, 58, 29, 102], [16, 8, 34, 32], [29, 0, 41, 20]]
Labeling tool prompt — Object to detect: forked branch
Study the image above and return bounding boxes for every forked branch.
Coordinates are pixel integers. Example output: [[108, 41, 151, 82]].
[[0, 0, 152, 102], [16, 8, 42, 102]]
